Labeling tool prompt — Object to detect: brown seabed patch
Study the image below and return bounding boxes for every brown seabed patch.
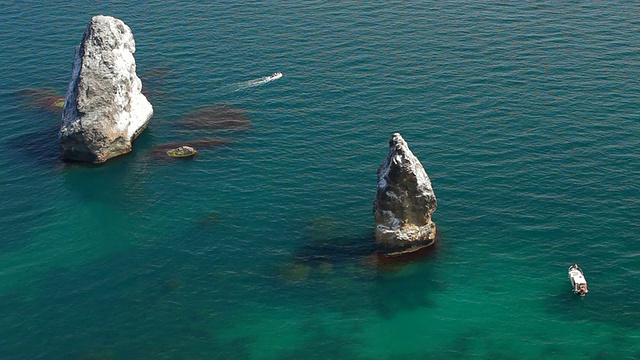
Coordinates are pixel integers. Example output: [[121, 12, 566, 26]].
[[18, 88, 65, 114], [140, 67, 172, 102], [179, 105, 250, 131]]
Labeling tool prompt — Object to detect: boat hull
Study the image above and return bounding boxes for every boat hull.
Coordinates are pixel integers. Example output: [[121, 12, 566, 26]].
[[568, 265, 588, 296]]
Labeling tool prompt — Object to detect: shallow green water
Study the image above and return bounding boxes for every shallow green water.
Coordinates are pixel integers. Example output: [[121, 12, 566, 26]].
[[1, 2, 639, 359]]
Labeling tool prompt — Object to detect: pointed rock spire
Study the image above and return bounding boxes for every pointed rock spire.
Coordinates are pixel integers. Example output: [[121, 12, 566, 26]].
[[374, 133, 437, 255], [60, 15, 153, 163]]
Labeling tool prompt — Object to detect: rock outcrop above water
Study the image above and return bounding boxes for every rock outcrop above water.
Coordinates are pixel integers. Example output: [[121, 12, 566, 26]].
[[166, 145, 197, 158], [60, 15, 153, 163], [149, 138, 231, 160], [373, 133, 437, 255]]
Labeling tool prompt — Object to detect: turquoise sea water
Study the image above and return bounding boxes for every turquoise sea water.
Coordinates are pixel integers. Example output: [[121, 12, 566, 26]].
[[1, 2, 639, 359]]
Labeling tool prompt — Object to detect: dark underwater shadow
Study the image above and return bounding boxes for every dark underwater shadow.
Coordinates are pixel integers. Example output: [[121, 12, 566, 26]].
[[276, 215, 377, 286], [292, 235, 377, 266], [178, 105, 251, 132], [7, 121, 61, 168], [7, 88, 67, 167], [292, 216, 441, 270], [276, 217, 446, 320]]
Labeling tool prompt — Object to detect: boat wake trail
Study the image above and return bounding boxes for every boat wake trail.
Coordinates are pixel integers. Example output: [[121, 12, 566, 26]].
[[233, 72, 282, 91]]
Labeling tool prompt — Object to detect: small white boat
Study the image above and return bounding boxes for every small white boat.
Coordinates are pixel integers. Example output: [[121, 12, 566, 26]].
[[267, 72, 283, 81], [568, 264, 588, 296]]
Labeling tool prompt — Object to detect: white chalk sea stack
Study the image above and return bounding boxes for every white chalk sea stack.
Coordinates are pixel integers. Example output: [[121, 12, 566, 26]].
[[60, 15, 153, 163], [373, 133, 437, 255]]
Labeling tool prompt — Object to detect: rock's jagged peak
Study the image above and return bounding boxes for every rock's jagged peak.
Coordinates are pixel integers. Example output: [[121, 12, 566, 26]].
[[377, 133, 434, 194], [82, 15, 136, 52], [60, 15, 152, 163], [374, 133, 437, 255]]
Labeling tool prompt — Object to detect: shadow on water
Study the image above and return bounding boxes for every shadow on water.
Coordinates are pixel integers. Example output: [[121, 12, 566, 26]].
[[276, 217, 445, 320], [273, 216, 376, 285], [7, 89, 65, 167], [294, 216, 442, 270], [6, 121, 61, 168], [292, 235, 377, 266]]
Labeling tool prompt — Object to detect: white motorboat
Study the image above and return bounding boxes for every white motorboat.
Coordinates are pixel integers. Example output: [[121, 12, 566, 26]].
[[267, 72, 283, 81], [568, 264, 588, 296]]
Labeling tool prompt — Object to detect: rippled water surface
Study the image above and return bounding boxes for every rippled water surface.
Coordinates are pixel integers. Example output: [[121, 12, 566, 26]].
[[1, 2, 639, 359]]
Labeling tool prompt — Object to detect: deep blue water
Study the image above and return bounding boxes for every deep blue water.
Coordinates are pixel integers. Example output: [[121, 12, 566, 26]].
[[1, 2, 639, 359]]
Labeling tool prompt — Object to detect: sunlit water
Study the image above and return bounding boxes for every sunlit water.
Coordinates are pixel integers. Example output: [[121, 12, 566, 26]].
[[1, 2, 639, 359]]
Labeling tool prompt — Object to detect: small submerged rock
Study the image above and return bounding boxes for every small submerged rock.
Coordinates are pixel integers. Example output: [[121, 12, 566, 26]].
[[279, 263, 311, 283], [318, 262, 334, 274], [197, 212, 221, 226], [166, 145, 197, 158], [179, 105, 250, 131], [161, 278, 184, 293]]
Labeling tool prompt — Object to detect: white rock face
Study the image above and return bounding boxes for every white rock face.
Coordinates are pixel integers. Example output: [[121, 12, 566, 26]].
[[373, 133, 437, 254], [60, 15, 153, 163]]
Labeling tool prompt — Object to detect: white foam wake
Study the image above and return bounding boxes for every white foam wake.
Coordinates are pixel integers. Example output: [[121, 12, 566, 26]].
[[234, 72, 282, 91]]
